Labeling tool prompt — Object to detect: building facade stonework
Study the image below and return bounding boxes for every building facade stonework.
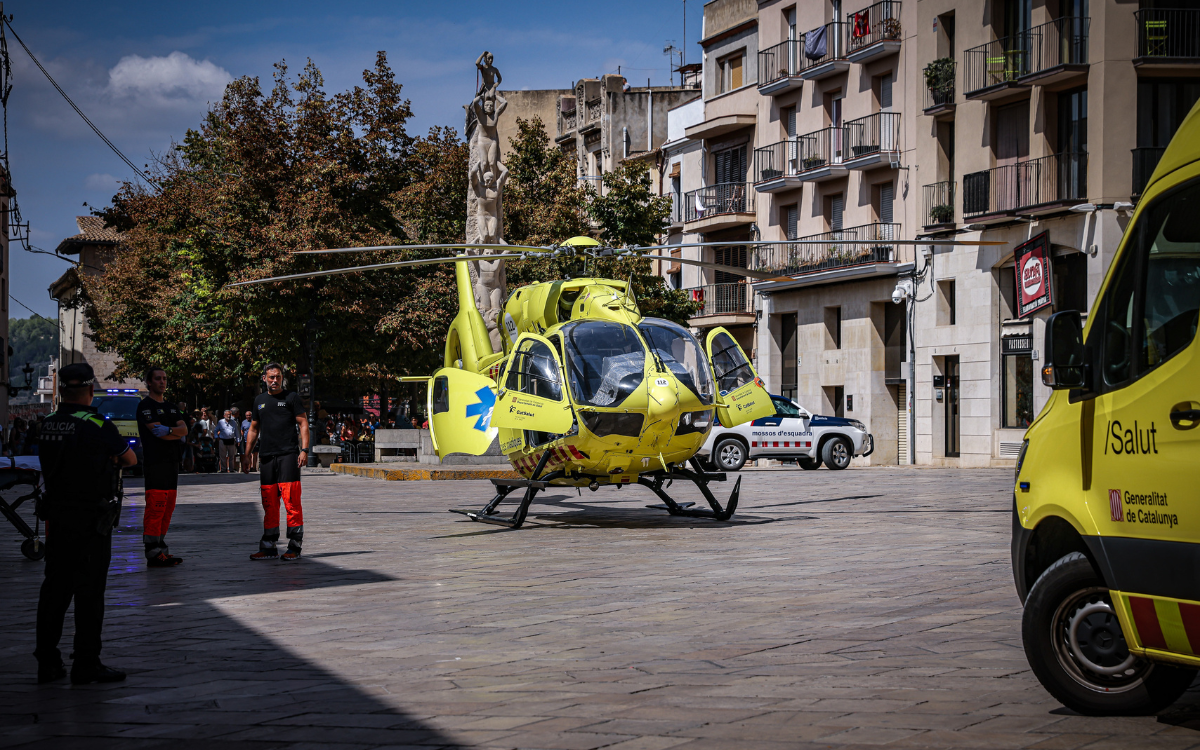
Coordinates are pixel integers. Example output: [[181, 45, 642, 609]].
[[657, 0, 1199, 466]]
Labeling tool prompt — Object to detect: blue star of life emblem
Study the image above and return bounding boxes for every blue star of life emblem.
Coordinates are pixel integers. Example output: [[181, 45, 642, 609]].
[[464, 387, 496, 432]]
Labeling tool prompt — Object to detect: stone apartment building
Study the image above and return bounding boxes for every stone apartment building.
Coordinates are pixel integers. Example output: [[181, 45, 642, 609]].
[[554, 75, 701, 196], [660, 0, 1199, 466], [49, 217, 142, 392]]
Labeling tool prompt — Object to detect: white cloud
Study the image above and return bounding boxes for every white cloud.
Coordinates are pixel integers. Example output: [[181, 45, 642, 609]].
[[84, 173, 120, 191], [106, 51, 231, 109]]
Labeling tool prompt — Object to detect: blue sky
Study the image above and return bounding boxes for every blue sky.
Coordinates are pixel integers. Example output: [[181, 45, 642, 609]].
[[7, 0, 701, 317]]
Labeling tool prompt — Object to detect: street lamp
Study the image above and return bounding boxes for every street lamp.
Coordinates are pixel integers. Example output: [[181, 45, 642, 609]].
[[4, 361, 36, 395]]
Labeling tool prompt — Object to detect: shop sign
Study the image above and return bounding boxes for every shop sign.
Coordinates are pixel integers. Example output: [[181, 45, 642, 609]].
[[1002, 335, 1033, 355], [1015, 231, 1053, 317]]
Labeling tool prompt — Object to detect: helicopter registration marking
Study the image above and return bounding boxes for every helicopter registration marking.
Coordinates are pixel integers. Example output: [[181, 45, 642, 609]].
[[654, 378, 669, 387]]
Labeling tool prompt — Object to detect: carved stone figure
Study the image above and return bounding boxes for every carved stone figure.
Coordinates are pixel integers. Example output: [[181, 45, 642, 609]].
[[464, 51, 510, 351]]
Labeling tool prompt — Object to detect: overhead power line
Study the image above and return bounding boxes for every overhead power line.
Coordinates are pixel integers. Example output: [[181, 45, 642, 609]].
[[2, 16, 154, 187]]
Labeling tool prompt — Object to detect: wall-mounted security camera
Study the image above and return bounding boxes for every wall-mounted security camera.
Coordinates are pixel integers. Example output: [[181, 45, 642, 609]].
[[891, 278, 914, 305]]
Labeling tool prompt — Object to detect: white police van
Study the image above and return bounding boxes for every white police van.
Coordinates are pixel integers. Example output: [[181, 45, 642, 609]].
[[698, 394, 873, 472]]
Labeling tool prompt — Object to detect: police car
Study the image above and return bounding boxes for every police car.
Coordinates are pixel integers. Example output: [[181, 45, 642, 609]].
[[91, 390, 145, 473], [698, 394, 873, 471]]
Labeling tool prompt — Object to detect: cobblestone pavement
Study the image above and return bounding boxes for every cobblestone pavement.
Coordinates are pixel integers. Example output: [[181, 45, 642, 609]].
[[4, 467, 1200, 749]]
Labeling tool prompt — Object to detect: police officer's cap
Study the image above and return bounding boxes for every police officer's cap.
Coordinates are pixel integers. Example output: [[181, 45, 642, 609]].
[[58, 363, 96, 389]]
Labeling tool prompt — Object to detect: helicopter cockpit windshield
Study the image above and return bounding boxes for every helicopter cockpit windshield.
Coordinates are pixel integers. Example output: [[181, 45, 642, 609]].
[[562, 321, 646, 407], [636, 318, 714, 405]]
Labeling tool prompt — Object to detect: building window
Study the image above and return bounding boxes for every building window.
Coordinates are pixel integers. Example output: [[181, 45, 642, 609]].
[[718, 52, 745, 94], [783, 204, 799, 240], [938, 279, 956, 325], [779, 312, 797, 400], [1002, 336, 1034, 429], [1053, 251, 1088, 313], [825, 306, 842, 349], [713, 145, 747, 184], [826, 193, 844, 231], [714, 245, 747, 285], [782, 105, 796, 138]]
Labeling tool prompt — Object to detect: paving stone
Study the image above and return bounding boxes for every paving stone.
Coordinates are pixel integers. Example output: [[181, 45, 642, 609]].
[[3, 468, 1200, 749]]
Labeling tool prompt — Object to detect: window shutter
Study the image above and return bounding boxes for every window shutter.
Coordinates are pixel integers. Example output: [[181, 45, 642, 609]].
[[786, 205, 799, 240], [831, 194, 844, 231], [880, 182, 894, 224], [785, 107, 797, 138], [731, 55, 743, 89], [880, 73, 893, 111]]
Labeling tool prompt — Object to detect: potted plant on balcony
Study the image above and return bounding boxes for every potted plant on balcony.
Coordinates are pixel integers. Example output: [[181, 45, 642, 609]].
[[882, 17, 902, 39], [929, 203, 954, 224], [803, 156, 826, 171], [923, 58, 955, 106], [760, 168, 783, 181]]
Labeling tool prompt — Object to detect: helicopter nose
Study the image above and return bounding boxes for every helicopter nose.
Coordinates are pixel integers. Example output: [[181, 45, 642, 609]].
[[646, 375, 680, 430]]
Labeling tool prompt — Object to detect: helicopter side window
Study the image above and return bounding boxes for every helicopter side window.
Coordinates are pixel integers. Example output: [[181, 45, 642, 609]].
[[563, 321, 646, 407], [711, 332, 755, 393], [505, 340, 563, 401], [637, 318, 714, 405]]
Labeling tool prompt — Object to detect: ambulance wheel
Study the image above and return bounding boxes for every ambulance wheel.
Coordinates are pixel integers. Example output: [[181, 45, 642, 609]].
[[820, 437, 852, 470], [712, 438, 747, 472], [798, 457, 821, 470], [1023, 552, 1196, 715], [21, 538, 45, 561]]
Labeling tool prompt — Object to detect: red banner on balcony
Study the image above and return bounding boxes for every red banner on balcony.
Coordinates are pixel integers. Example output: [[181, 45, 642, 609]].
[[1015, 231, 1053, 317]]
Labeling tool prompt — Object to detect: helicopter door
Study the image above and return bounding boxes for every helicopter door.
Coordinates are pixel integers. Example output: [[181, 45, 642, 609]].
[[426, 368, 500, 458], [705, 327, 774, 427], [493, 333, 574, 435]]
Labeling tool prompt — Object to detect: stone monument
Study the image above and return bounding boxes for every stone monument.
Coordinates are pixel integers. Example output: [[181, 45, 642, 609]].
[[465, 51, 509, 351]]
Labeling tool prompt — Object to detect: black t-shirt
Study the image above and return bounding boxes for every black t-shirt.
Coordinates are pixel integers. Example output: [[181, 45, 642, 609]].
[[137, 396, 184, 466], [252, 390, 305, 457], [39, 405, 130, 511]]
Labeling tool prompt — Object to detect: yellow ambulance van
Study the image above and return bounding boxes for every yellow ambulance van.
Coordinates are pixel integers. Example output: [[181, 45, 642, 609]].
[[1014, 99, 1200, 715]]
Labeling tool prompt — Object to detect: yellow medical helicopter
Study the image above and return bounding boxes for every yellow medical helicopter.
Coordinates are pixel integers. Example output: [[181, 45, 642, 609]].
[[231, 234, 999, 528]]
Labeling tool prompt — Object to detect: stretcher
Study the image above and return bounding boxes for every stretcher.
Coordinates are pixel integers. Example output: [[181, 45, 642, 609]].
[[0, 456, 45, 560]]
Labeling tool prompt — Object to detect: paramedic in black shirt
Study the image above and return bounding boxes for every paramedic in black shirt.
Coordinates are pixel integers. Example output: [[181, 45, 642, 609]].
[[136, 367, 188, 567], [242, 362, 310, 561], [35, 363, 137, 684]]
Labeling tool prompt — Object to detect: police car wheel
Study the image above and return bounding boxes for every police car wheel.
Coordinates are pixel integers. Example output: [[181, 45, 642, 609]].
[[1023, 552, 1196, 715], [798, 457, 821, 470], [713, 438, 747, 472], [820, 437, 852, 470]]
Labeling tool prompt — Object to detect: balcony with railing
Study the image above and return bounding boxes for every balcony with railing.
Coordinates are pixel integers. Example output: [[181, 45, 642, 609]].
[[922, 60, 956, 117], [1135, 9, 1200, 64], [749, 223, 904, 278], [759, 40, 804, 95], [800, 22, 850, 80], [684, 183, 756, 231], [962, 152, 1088, 220], [754, 127, 848, 189], [1021, 17, 1089, 84], [843, 112, 901, 168], [685, 283, 755, 319], [923, 181, 956, 229], [846, 1, 903, 64], [964, 35, 1031, 100], [1132, 147, 1166, 195]]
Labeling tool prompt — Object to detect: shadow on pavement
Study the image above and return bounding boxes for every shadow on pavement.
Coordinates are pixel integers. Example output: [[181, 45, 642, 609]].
[[0, 500, 459, 749]]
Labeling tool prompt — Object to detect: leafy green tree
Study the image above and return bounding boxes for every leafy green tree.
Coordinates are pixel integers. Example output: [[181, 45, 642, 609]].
[[89, 54, 461, 404], [8, 316, 58, 382], [588, 159, 673, 247]]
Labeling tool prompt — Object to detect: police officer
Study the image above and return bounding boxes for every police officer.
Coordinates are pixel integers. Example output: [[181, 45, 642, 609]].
[[137, 367, 187, 566], [243, 363, 310, 561], [35, 363, 137, 684]]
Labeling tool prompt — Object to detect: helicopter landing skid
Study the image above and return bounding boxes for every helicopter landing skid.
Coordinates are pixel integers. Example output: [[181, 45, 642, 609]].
[[449, 452, 556, 529], [637, 459, 742, 522]]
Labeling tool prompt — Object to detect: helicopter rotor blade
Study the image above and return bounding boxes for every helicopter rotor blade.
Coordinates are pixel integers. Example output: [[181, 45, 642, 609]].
[[293, 243, 554, 255], [224, 253, 529, 288], [626, 238, 1007, 251], [637, 256, 792, 283]]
